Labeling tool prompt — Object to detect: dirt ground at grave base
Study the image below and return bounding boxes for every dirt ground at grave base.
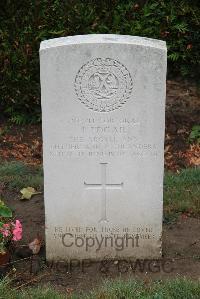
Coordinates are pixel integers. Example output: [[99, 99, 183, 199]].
[[2, 192, 200, 293]]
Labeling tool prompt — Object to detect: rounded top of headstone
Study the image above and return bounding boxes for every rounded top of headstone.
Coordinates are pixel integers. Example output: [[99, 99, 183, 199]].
[[40, 34, 166, 51]]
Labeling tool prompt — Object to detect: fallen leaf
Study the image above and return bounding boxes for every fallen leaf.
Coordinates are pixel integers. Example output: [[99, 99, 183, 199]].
[[29, 238, 42, 254], [164, 145, 171, 153], [66, 288, 74, 294], [177, 128, 187, 134], [20, 187, 40, 200]]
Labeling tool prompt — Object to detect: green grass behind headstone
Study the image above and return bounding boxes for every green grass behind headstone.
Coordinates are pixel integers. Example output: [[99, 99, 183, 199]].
[[0, 161, 43, 191], [164, 167, 200, 221]]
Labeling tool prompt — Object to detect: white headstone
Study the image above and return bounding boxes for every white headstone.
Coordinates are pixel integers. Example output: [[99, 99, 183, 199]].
[[40, 34, 167, 261]]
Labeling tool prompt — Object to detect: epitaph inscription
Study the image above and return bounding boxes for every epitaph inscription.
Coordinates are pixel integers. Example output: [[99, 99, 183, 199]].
[[74, 58, 133, 112]]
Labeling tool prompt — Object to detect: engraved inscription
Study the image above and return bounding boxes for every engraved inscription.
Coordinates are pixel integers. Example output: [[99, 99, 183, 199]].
[[53, 225, 155, 242], [74, 58, 133, 112], [49, 116, 159, 159]]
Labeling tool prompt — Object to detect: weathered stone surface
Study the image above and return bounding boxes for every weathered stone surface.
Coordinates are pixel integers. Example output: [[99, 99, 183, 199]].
[[40, 34, 167, 261]]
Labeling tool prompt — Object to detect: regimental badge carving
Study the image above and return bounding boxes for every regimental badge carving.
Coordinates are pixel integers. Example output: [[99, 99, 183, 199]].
[[74, 58, 133, 112]]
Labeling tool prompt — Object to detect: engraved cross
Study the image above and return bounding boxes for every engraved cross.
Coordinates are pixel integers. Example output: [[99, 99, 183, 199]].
[[84, 163, 123, 223]]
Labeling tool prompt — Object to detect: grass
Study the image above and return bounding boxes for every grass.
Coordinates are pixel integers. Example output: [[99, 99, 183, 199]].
[[0, 160, 199, 218], [164, 167, 200, 222], [0, 278, 65, 299], [0, 161, 43, 191], [0, 277, 200, 298], [83, 278, 200, 299]]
